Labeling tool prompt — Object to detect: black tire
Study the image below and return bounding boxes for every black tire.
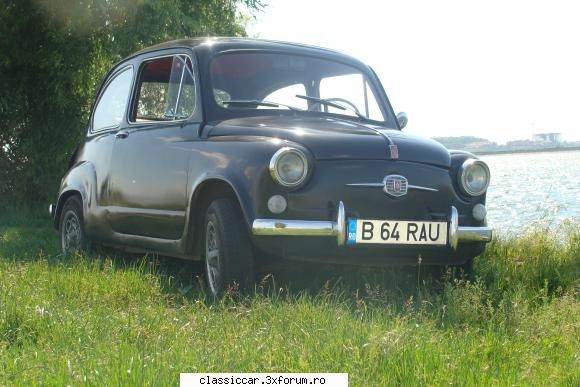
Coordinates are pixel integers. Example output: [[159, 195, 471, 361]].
[[442, 257, 474, 280], [203, 198, 255, 297], [59, 196, 90, 255], [458, 257, 474, 277]]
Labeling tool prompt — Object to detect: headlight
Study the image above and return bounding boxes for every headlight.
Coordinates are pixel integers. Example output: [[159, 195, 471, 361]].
[[269, 147, 308, 188], [458, 159, 490, 196]]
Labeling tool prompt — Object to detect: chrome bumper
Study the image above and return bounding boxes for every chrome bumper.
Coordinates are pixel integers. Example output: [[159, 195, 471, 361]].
[[251, 201, 493, 250]]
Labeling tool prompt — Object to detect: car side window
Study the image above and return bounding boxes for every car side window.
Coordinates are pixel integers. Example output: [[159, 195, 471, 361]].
[[92, 67, 134, 131], [131, 55, 196, 122]]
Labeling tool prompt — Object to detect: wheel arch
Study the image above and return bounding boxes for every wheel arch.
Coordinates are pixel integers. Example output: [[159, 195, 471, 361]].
[[185, 177, 253, 257], [54, 190, 84, 229], [53, 161, 96, 230]]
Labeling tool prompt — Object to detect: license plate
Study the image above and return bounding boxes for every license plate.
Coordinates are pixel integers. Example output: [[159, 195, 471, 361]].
[[347, 219, 448, 245]]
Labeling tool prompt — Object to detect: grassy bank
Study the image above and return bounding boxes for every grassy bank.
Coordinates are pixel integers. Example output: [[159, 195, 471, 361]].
[[0, 210, 578, 385]]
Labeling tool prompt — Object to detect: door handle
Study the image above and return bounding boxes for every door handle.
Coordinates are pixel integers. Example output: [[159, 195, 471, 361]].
[[115, 130, 129, 139]]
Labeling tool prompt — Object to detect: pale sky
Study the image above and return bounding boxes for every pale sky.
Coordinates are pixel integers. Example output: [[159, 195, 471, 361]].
[[247, 0, 580, 143]]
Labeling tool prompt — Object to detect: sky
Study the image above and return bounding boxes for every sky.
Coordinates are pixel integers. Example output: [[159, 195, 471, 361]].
[[246, 0, 580, 143]]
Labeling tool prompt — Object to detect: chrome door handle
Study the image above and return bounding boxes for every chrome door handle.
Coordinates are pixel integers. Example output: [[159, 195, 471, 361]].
[[115, 130, 129, 139]]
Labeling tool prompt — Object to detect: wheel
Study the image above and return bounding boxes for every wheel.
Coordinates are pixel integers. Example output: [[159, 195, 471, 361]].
[[203, 198, 255, 297], [443, 257, 474, 280], [457, 257, 474, 278], [59, 196, 90, 255]]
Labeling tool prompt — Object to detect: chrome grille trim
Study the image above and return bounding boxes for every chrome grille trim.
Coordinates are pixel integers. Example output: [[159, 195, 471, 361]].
[[345, 183, 438, 192]]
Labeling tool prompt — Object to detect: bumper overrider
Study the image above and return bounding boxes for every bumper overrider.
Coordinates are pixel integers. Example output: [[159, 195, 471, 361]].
[[252, 201, 492, 250]]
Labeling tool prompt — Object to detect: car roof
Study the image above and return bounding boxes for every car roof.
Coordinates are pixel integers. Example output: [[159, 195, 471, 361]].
[[128, 37, 369, 68]]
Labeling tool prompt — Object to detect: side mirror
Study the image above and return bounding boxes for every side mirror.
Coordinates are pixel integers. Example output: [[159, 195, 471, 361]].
[[396, 112, 408, 129]]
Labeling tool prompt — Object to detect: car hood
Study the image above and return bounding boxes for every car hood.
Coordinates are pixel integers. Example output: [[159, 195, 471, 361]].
[[209, 116, 451, 168]]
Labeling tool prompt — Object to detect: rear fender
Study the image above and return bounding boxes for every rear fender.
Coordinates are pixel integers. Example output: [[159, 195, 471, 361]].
[[54, 161, 97, 230]]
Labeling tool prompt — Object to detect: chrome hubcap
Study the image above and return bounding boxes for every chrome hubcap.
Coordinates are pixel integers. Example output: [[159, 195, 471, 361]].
[[205, 220, 221, 296], [62, 210, 81, 254]]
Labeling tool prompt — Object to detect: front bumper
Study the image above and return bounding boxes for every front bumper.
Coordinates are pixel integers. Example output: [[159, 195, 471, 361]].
[[252, 201, 492, 251]]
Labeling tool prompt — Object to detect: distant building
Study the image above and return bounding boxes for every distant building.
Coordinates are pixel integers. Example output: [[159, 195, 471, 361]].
[[532, 133, 562, 143]]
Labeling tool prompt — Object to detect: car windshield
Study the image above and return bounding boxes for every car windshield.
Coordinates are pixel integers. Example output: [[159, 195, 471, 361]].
[[209, 52, 386, 122]]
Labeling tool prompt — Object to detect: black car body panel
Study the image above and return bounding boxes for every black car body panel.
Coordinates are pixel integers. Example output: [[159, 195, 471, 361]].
[[209, 116, 452, 167]]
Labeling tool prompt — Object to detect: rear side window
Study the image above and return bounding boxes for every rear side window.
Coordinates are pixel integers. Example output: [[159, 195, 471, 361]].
[[92, 67, 134, 131], [131, 55, 196, 122]]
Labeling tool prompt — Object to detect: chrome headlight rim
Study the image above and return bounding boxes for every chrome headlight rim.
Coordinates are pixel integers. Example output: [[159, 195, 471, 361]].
[[458, 158, 490, 196], [269, 147, 309, 188]]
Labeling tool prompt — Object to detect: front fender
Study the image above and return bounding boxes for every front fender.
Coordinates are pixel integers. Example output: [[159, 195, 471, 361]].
[[188, 172, 255, 230], [448, 150, 488, 204], [185, 136, 309, 232]]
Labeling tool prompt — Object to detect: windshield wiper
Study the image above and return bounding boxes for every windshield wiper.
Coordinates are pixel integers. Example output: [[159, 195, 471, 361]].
[[221, 100, 303, 111], [295, 94, 366, 119]]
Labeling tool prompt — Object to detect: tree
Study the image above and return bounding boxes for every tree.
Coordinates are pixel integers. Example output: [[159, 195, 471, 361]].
[[0, 0, 261, 206]]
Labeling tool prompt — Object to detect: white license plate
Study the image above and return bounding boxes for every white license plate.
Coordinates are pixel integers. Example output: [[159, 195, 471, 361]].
[[347, 219, 448, 245]]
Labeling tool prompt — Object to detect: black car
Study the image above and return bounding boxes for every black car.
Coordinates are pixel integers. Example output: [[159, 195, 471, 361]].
[[50, 38, 492, 297]]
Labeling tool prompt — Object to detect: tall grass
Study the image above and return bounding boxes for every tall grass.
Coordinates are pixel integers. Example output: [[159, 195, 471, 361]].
[[0, 209, 578, 385]]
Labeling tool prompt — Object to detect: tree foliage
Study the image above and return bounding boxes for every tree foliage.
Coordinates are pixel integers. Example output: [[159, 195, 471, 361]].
[[0, 0, 261, 206]]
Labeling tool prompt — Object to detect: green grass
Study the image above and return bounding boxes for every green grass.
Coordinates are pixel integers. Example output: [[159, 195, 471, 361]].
[[0, 209, 578, 386]]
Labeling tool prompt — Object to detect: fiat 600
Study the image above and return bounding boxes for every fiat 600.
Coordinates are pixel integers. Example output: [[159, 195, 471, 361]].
[[50, 38, 493, 297]]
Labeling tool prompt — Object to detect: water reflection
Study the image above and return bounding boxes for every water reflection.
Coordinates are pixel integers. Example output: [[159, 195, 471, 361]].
[[481, 150, 580, 233]]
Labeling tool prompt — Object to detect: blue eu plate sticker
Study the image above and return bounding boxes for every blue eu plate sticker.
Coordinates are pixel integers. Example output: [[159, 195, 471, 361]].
[[347, 219, 357, 245]]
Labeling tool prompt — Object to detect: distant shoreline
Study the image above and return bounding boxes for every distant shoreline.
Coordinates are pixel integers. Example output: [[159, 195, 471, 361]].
[[473, 146, 580, 156]]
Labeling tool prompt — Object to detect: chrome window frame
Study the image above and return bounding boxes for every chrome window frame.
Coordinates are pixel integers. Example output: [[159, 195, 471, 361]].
[[128, 52, 198, 127]]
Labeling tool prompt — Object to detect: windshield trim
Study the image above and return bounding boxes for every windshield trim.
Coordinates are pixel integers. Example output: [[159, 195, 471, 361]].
[[204, 49, 398, 128]]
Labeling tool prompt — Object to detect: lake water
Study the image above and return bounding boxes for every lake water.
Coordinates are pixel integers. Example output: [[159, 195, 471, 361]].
[[480, 150, 580, 233]]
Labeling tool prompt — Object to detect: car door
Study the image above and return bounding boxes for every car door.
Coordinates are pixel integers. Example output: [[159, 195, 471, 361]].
[[107, 51, 201, 239], [88, 65, 135, 219]]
